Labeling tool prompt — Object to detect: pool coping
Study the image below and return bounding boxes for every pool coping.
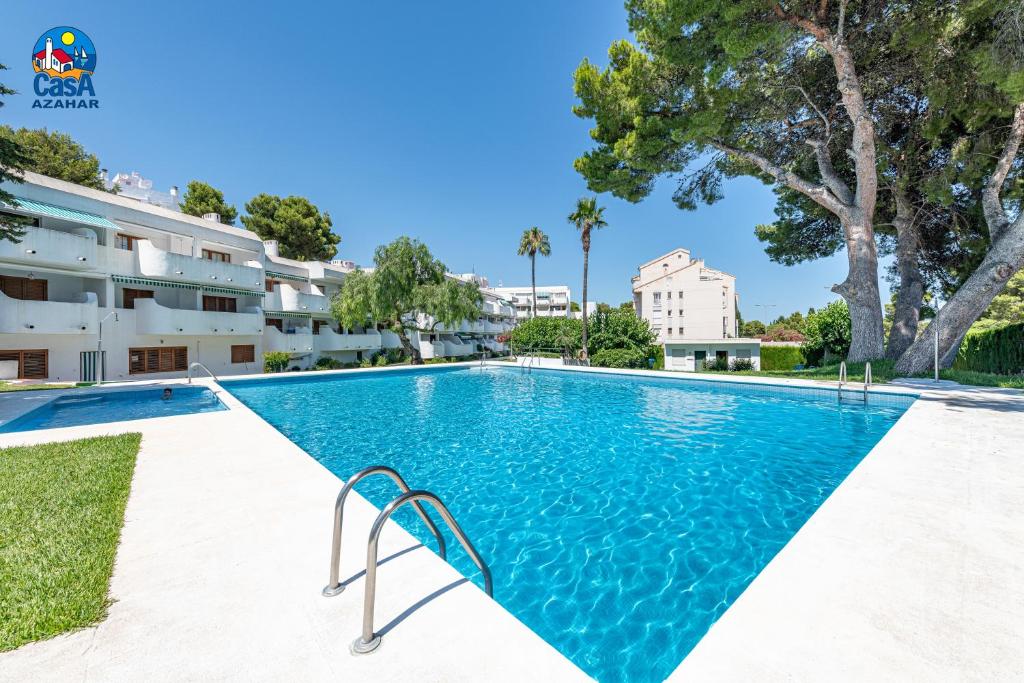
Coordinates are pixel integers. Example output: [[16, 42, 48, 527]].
[[1, 361, 1021, 680]]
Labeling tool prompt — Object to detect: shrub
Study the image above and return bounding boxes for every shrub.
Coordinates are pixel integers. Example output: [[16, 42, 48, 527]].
[[383, 348, 407, 364], [649, 344, 664, 370], [730, 358, 754, 371], [591, 347, 647, 369], [263, 351, 290, 373], [359, 358, 372, 368], [703, 357, 729, 371], [587, 309, 657, 354], [760, 345, 806, 371], [314, 356, 344, 370], [954, 322, 1024, 375], [374, 354, 388, 367], [510, 317, 582, 353]]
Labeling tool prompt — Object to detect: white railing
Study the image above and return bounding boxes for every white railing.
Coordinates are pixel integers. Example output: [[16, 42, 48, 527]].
[[135, 240, 264, 290], [315, 328, 382, 352], [0, 225, 97, 270], [134, 298, 263, 336], [0, 290, 98, 334], [263, 325, 314, 355]]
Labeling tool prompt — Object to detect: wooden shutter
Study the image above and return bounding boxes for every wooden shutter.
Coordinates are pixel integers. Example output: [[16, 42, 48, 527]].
[[123, 288, 154, 309], [231, 344, 255, 363], [0, 350, 48, 379], [172, 347, 188, 371], [266, 318, 283, 332], [203, 295, 236, 312], [0, 275, 47, 301], [129, 346, 188, 374]]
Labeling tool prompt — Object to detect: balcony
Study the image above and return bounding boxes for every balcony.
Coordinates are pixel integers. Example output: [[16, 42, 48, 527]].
[[134, 298, 263, 336], [263, 326, 314, 355], [264, 283, 329, 315], [314, 328, 382, 352], [0, 225, 98, 270], [134, 240, 264, 290], [0, 290, 97, 334]]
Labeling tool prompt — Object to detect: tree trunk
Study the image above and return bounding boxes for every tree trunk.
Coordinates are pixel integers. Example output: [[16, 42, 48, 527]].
[[895, 225, 1024, 374], [531, 254, 537, 319], [835, 218, 886, 361], [396, 327, 423, 365], [581, 235, 590, 359], [886, 195, 924, 360]]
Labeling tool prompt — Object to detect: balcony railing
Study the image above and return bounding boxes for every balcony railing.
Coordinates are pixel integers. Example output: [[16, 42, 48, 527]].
[[0, 225, 97, 270], [134, 298, 263, 336], [0, 290, 98, 334], [314, 328, 382, 352], [263, 325, 314, 355], [265, 283, 329, 315], [134, 240, 264, 290]]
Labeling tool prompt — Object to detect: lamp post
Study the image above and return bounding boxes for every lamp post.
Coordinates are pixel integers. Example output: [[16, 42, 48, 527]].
[[97, 310, 118, 383]]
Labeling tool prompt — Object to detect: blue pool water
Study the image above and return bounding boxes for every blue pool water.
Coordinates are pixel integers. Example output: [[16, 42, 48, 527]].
[[224, 367, 913, 682], [0, 385, 226, 432]]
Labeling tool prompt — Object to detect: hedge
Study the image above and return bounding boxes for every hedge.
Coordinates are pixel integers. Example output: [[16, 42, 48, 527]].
[[761, 345, 806, 371], [591, 347, 647, 369], [953, 323, 1024, 375]]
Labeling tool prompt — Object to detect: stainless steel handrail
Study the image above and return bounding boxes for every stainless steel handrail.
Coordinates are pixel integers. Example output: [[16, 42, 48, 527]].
[[837, 360, 847, 402], [323, 466, 448, 598], [863, 361, 872, 403], [351, 489, 493, 655], [187, 361, 218, 384]]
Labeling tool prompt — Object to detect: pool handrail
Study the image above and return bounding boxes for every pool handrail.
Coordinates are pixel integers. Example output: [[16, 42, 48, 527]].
[[837, 360, 847, 402], [863, 361, 873, 403], [322, 466, 448, 598], [351, 489, 492, 654], [187, 362, 218, 384]]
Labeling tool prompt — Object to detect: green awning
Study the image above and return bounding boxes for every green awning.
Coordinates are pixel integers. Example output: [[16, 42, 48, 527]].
[[203, 285, 265, 298], [111, 275, 263, 297], [264, 311, 312, 319], [112, 275, 200, 290], [265, 270, 309, 282], [3, 196, 119, 230]]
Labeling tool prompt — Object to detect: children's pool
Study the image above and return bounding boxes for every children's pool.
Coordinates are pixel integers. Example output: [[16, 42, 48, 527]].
[[0, 385, 226, 433], [224, 366, 914, 682]]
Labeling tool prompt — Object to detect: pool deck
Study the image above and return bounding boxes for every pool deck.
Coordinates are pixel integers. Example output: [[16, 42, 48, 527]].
[[1, 362, 1022, 681]]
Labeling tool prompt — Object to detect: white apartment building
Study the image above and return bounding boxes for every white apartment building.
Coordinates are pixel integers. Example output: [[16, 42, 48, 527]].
[[632, 247, 760, 372], [0, 172, 514, 382], [491, 285, 571, 320]]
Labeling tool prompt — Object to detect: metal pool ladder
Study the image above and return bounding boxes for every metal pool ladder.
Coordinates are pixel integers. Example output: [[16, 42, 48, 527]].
[[187, 361, 218, 384], [521, 353, 535, 374], [863, 361, 872, 404], [322, 465, 493, 656], [837, 360, 847, 403]]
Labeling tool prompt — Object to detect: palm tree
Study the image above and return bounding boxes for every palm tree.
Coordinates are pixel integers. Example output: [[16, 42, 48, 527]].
[[567, 197, 607, 359], [517, 227, 551, 319]]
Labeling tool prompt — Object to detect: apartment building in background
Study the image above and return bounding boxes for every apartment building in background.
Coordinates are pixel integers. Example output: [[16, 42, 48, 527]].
[[491, 284, 571, 320], [631, 247, 760, 371], [0, 171, 514, 382]]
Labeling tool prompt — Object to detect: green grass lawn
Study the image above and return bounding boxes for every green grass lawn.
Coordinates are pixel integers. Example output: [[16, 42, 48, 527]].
[[0, 434, 141, 652], [0, 382, 79, 393]]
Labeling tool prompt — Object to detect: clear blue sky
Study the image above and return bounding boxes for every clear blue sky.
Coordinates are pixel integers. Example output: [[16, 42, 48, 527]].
[[0, 1, 887, 322]]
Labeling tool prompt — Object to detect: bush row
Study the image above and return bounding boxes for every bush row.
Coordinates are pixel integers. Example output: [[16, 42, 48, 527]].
[[760, 345, 806, 371], [954, 323, 1024, 375]]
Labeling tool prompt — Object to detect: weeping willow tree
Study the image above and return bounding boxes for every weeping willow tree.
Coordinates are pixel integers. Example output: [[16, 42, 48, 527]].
[[329, 237, 482, 363]]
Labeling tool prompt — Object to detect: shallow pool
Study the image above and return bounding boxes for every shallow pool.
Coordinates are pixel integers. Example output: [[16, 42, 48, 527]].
[[224, 366, 913, 682], [0, 385, 226, 433]]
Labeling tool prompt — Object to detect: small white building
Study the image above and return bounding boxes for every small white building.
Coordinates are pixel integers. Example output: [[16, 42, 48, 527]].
[[631, 248, 760, 371], [491, 285, 571, 320]]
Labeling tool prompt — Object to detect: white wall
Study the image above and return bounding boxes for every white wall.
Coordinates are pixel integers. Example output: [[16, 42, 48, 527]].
[[664, 343, 761, 372]]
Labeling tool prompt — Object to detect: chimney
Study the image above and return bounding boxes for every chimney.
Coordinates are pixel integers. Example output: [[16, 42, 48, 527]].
[[264, 240, 280, 257], [169, 185, 178, 199], [202, 212, 221, 223]]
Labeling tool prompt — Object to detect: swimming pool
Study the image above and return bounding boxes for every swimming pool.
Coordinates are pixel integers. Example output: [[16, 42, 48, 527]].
[[0, 385, 226, 433], [224, 366, 913, 682]]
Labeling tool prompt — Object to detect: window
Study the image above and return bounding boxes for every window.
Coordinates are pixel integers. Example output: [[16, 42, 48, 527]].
[[122, 288, 154, 309], [202, 248, 231, 263], [737, 349, 751, 360], [678, 291, 684, 300], [202, 295, 236, 312], [0, 275, 47, 301], [667, 328, 673, 336], [231, 344, 255, 363], [723, 316, 728, 337], [0, 349, 48, 379], [716, 350, 728, 362], [266, 318, 283, 332], [0, 211, 39, 227], [129, 346, 187, 374], [652, 292, 662, 310], [115, 234, 140, 251], [667, 292, 672, 300], [265, 278, 279, 292]]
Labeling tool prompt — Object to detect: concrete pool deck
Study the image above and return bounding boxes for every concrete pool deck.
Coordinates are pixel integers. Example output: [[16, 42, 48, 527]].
[[0, 363, 1022, 681]]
